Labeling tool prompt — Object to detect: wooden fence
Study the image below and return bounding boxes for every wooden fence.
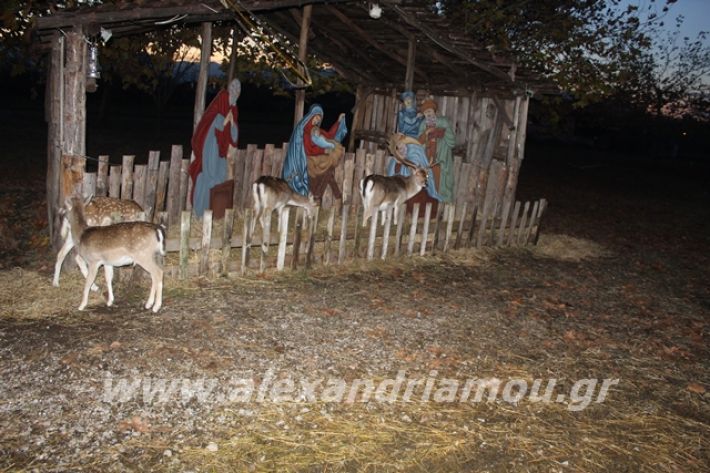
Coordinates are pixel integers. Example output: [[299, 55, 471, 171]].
[[167, 197, 546, 278], [65, 141, 547, 277]]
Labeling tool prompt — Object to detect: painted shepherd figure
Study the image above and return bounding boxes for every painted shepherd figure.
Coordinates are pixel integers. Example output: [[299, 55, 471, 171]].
[[396, 91, 424, 138], [418, 98, 455, 203], [189, 79, 241, 217], [281, 104, 348, 200]]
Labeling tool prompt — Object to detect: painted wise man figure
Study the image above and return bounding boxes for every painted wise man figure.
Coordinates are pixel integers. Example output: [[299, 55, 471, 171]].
[[418, 98, 455, 203], [282, 104, 348, 200], [189, 79, 240, 217]]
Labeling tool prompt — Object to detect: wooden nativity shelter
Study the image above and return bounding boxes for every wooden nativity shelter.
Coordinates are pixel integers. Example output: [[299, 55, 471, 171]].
[[34, 0, 551, 275]]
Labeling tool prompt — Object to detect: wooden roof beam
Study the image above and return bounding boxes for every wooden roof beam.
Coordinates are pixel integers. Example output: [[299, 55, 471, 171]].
[[34, 0, 350, 31], [269, 11, 373, 84], [325, 5, 427, 82], [392, 5, 512, 84]]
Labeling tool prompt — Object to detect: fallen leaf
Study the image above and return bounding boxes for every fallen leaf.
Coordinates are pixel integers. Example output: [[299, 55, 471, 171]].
[[118, 416, 151, 433], [687, 383, 706, 394]]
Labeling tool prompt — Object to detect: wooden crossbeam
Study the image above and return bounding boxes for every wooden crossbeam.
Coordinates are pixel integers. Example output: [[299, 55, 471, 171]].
[[35, 0, 351, 30], [392, 5, 512, 83], [325, 5, 427, 81]]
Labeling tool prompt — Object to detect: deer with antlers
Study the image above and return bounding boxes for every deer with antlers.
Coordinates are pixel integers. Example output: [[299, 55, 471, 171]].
[[53, 196, 145, 289], [62, 196, 165, 312]]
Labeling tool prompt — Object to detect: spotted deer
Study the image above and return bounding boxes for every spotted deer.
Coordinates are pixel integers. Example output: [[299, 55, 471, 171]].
[[62, 196, 165, 313], [251, 176, 318, 237], [53, 196, 145, 289], [359, 162, 429, 227]]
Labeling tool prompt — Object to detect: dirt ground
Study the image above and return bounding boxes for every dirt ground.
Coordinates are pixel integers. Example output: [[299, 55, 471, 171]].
[[1, 127, 709, 472]]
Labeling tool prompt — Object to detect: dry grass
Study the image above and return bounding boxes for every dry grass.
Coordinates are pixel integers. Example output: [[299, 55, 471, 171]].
[[532, 233, 612, 262]]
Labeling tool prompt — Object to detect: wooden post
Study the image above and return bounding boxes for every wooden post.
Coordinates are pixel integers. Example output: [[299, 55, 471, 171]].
[[47, 33, 64, 247], [227, 27, 240, 83], [405, 36, 416, 91], [194, 23, 212, 130], [62, 29, 86, 159], [293, 5, 313, 125]]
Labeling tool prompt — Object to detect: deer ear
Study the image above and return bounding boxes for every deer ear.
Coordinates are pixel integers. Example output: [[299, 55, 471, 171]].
[[84, 194, 94, 206]]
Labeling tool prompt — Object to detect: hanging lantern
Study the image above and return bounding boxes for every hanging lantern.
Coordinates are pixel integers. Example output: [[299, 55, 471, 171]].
[[87, 43, 101, 80]]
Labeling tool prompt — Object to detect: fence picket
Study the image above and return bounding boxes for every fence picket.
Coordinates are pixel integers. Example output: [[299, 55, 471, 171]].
[[276, 208, 290, 271], [454, 201, 468, 250], [167, 146, 182, 226], [507, 201, 521, 247], [338, 204, 349, 264], [120, 155, 134, 200], [179, 210, 191, 279], [381, 206, 392, 260], [222, 208, 235, 276], [407, 203, 420, 257], [394, 204, 405, 257], [242, 209, 252, 274], [420, 202, 432, 256], [200, 210, 213, 276], [516, 201, 530, 245], [366, 208, 378, 260], [109, 165, 121, 198], [443, 203, 455, 253], [97, 155, 109, 196]]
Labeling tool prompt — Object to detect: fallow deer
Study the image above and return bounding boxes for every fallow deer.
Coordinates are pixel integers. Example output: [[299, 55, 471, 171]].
[[63, 196, 165, 313], [53, 196, 145, 288], [251, 176, 318, 237], [359, 162, 429, 227]]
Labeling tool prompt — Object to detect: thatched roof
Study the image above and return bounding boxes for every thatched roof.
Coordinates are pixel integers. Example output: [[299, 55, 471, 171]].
[[33, 0, 550, 95]]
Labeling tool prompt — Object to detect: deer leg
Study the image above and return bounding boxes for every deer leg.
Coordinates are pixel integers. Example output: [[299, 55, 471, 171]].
[[79, 262, 100, 311], [75, 253, 100, 292], [103, 265, 115, 307], [52, 236, 74, 287], [140, 260, 163, 312]]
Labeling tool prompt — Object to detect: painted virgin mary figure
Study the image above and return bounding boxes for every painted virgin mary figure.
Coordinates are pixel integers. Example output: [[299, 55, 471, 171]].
[[386, 132, 442, 202], [189, 79, 240, 217], [397, 90, 424, 138], [282, 104, 347, 200]]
